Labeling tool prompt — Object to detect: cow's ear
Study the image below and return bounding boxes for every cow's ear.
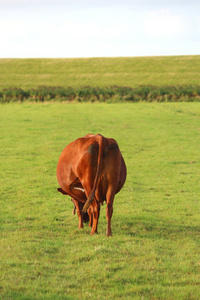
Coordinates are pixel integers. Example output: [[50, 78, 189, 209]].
[[57, 188, 68, 195]]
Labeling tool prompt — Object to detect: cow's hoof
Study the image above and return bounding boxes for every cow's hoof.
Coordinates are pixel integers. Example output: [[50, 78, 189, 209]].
[[106, 230, 112, 237], [90, 230, 98, 235]]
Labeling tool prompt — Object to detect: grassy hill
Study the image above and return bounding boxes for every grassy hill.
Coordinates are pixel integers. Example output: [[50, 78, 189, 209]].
[[0, 56, 200, 89]]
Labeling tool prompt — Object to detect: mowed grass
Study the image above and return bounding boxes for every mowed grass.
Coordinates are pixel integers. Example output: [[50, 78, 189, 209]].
[[0, 56, 200, 89], [0, 102, 200, 299]]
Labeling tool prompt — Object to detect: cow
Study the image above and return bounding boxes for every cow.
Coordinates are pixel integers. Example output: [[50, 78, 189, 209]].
[[56, 134, 126, 236]]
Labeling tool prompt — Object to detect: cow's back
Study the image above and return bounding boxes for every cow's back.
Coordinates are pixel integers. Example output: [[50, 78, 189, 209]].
[[57, 134, 126, 203]]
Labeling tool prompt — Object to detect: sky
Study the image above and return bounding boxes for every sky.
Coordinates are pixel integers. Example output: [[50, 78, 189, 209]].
[[0, 0, 199, 58]]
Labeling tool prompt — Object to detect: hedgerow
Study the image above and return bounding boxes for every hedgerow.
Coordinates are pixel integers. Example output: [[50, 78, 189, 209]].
[[0, 85, 200, 103]]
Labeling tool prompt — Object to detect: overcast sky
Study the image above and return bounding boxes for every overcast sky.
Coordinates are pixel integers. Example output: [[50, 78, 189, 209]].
[[0, 0, 199, 58]]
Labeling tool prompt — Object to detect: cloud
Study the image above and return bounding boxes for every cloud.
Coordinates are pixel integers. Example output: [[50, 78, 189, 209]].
[[143, 10, 185, 37], [0, 18, 28, 40], [0, 2, 199, 57], [197, 16, 200, 32]]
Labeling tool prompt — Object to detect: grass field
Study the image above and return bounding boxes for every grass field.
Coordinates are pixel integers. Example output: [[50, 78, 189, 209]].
[[0, 56, 200, 89], [1, 102, 200, 299]]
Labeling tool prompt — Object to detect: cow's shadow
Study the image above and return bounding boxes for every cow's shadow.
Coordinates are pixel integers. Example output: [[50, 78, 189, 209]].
[[119, 216, 200, 242]]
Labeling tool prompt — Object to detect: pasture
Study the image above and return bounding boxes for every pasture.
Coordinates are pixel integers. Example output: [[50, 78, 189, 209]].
[[0, 56, 200, 89], [0, 102, 200, 299]]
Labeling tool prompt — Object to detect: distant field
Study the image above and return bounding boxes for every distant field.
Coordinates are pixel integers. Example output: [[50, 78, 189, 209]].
[[1, 102, 200, 299], [0, 56, 200, 89]]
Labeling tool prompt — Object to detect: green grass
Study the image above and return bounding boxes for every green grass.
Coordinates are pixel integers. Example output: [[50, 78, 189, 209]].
[[0, 56, 200, 89], [1, 102, 200, 299]]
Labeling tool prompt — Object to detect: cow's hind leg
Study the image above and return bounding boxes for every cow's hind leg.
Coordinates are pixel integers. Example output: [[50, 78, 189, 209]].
[[106, 191, 114, 237], [90, 201, 100, 235], [88, 207, 93, 227], [72, 199, 84, 229]]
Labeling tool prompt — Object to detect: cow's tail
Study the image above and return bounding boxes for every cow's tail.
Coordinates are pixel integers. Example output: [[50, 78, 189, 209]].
[[83, 134, 104, 212]]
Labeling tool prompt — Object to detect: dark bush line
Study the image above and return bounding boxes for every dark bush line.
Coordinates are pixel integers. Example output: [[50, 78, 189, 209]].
[[1, 85, 200, 103]]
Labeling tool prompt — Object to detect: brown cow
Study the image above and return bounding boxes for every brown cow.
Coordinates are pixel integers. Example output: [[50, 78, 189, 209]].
[[57, 134, 126, 236]]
